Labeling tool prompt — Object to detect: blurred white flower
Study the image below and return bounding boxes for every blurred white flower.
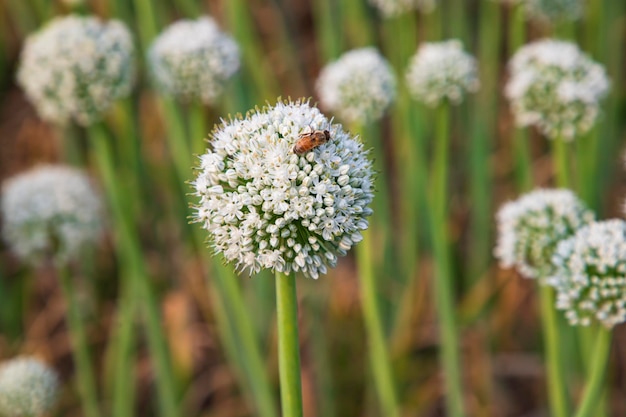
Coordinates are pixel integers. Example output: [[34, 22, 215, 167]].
[[497, 0, 583, 22], [550, 220, 626, 328], [316, 47, 396, 124], [369, 0, 437, 17], [0, 357, 59, 417], [505, 39, 609, 140], [192, 100, 374, 279], [1, 165, 103, 264], [148, 16, 240, 105], [17, 15, 134, 126], [405, 39, 479, 107], [494, 188, 594, 280]]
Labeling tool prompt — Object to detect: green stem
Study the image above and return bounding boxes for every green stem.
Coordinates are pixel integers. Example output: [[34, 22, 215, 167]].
[[574, 328, 612, 417], [131, 0, 159, 49], [88, 123, 179, 417], [111, 278, 136, 417], [224, 0, 278, 101], [209, 256, 279, 417], [355, 228, 400, 417], [57, 264, 101, 417], [312, 0, 342, 61], [161, 98, 193, 177], [552, 135, 571, 188], [539, 285, 570, 417], [468, 0, 501, 280], [188, 102, 208, 158], [275, 271, 303, 417], [430, 104, 465, 417], [509, 4, 533, 192], [167, 100, 278, 417]]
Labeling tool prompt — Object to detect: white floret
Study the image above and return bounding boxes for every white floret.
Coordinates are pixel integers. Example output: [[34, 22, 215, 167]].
[[148, 16, 240, 104], [316, 47, 396, 124], [405, 40, 479, 107], [1, 165, 104, 264], [192, 100, 374, 279], [505, 39, 609, 140], [494, 188, 594, 279], [17, 15, 135, 126], [550, 220, 626, 328], [0, 357, 59, 417]]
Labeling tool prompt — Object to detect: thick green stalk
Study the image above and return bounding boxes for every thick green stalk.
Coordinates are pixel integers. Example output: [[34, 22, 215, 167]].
[[539, 286, 571, 417], [88, 124, 178, 417], [224, 0, 278, 101], [162, 98, 278, 417], [110, 278, 136, 417], [201, 257, 278, 417], [355, 228, 400, 417], [207, 253, 279, 417], [57, 265, 101, 417], [131, 0, 159, 48], [311, 0, 342, 61], [275, 271, 303, 417], [509, 4, 533, 192], [340, 0, 375, 46], [552, 136, 571, 188], [188, 102, 208, 158], [430, 104, 465, 417], [573, 329, 612, 417], [468, 0, 501, 280]]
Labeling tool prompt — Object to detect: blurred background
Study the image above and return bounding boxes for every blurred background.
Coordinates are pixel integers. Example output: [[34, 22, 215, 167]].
[[0, 0, 625, 416]]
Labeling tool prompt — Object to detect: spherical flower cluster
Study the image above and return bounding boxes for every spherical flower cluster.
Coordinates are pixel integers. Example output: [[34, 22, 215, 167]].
[[17, 15, 134, 126], [0, 357, 59, 417], [405, 40, 479, 107], [497, 0, 583, 22], [148, 17, 240, 105], [316, 48, 396, 124], [193, 100, 374, 279], [505, 39, 610, 140], [368, 0, 436, 17], [1, 165, 103, 264], [494, 188, 594, 280], [550, 220, 626, 328]]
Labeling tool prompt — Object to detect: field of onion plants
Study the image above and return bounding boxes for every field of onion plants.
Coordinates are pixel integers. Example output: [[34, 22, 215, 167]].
[[0, 0, 625, 416]]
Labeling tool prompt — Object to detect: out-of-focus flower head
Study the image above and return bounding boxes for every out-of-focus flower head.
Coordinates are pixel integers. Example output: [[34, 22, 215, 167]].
[[192, 99, 374, 279], [505, 39, 609, 140], [1, 165, 104, 264], [550, 220, 626, 328], [17, 15, 135, 126], [497, 0, 583, 22], [405, 39, 479, 107], [494, 188, 594, 280], [316, 47, 396, 124], [369, 0, 437, 18], [0, 357, 59, 417], [148, 16, 240, 105]]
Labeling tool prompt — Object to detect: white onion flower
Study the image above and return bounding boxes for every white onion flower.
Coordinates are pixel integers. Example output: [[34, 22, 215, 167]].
[[369, 0, 437, 17], [0, 357, 59, 417], [550, 220, 626, 328], [316, 47, 396, 124], [405, 40, 479, 107], [148, 16, 240, 105], [494, 188, 594, 280], [1, 165, 103, 264], [192, 100, 374, 279], [505, 39, 609, 140], [497, 0, 583, 22], [17, 15, 134, 126]]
